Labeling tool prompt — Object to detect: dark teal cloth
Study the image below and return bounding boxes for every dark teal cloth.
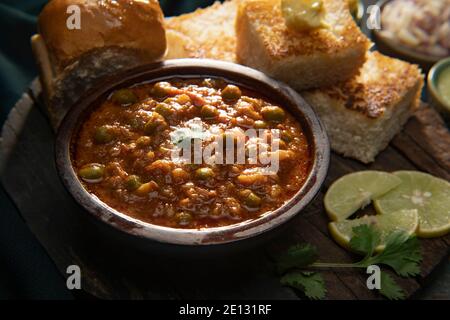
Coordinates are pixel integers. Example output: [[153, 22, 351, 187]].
[[0, 0, 216, 300], [0, 0, 45, 124]]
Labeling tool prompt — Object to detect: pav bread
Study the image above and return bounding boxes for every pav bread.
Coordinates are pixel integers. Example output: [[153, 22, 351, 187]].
[[33, 0, 166, 127], [235, 0, 371, 91], [303, 52, 424, 163], [38, 0, 166, 74], [165, 0, 240, 62]]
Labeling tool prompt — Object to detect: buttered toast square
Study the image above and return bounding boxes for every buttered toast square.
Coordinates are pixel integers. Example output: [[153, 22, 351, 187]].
[[236, 0, 371, 90], [303, 52, 424, 163]]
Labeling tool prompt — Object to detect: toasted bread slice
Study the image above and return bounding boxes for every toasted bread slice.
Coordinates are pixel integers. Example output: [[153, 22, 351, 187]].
[[165, 1, 240, 62], [236, 0, 371, 91], [165, 29, 199, 60], [303, 52, 424, 163]]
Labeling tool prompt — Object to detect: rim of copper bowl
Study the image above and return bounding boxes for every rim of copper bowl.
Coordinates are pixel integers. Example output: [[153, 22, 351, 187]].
[[55, 59, 330, 246]]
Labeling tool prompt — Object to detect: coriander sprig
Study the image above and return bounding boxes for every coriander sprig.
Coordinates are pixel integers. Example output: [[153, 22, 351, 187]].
[[276, 225, 422, 300]]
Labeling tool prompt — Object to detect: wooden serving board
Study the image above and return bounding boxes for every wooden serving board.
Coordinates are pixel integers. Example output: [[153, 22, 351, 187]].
[[0, 80, 449, 300]]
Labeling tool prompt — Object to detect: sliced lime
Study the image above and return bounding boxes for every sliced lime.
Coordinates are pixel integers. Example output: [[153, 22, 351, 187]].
[[329, 209, 419, 251], [374, 171, 450, 238], [324, 171, 402, 221]]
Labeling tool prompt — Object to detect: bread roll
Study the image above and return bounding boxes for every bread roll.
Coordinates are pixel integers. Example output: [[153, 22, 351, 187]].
[[33, 0, 167, 128], [38, 0, 166, 74]]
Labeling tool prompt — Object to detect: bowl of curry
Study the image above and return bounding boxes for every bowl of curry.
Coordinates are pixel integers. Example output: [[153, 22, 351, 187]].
[[56, 59, 329, 246]]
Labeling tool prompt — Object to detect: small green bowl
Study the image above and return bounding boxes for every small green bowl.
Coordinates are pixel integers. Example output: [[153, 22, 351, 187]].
[[373, 0, 447, 72], [428, 57, 450, 121]]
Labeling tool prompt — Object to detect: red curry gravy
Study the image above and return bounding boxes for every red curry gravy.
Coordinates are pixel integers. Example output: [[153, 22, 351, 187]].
[[72, 78, 311, 229]]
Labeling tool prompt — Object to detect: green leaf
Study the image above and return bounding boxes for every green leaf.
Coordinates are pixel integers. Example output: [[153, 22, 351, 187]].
[[349, 224, 380, 258], [276, 243, 318, 274], [364, 231, 422, 277], [281, 271, 326, 300], [379, 271, 405, 300]]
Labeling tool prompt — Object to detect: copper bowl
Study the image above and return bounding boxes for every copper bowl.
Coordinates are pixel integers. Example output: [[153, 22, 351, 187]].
[[55, 59, 330, 250]]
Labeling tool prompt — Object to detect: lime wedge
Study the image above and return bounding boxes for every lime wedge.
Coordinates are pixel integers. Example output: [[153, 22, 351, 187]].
[[324, 171, 402, 221], [329, 209, 419, 251], [374, 171, 450, 238]]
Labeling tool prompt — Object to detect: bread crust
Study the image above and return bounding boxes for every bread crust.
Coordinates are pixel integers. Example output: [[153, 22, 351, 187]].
[[305, 52, 423, 119], [38, 0, 166, 73]]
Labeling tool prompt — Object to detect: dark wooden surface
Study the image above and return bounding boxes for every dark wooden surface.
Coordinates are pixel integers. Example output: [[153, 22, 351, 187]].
[[0, 80, 449, 300]]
